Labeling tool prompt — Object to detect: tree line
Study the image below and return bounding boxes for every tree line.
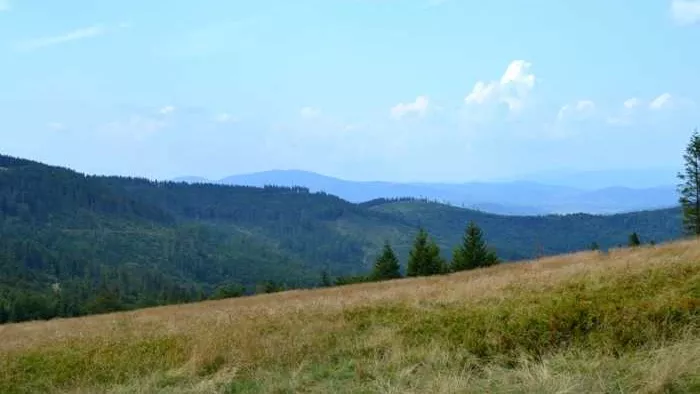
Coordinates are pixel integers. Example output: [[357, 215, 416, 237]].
[[330, 221, 500, 285]]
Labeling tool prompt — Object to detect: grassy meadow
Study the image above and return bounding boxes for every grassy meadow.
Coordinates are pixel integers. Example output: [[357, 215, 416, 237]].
[[1, 240, 699, 393]]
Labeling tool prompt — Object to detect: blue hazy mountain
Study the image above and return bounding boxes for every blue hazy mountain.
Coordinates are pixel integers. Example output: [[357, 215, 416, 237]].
[[510, 167, 678, 190], [173, 169, 678, 215]]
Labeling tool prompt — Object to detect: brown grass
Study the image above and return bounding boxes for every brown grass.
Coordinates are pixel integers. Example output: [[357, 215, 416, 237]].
[[1, 241, 699, 393]]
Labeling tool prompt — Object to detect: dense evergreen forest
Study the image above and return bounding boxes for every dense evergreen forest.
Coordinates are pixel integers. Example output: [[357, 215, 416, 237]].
[[0, 154, 683, 323]]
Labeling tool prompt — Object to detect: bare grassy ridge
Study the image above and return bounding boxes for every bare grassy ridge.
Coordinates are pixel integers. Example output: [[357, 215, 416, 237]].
[[1, 242, 699, 393]]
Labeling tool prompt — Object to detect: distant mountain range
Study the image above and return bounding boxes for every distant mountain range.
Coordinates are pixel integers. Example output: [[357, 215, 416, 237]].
[[171, 169, 679, 215], [505, 167, 679, 190]]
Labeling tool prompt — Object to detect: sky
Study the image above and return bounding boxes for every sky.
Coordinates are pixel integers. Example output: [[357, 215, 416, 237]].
[[1, 0, 699, 183]]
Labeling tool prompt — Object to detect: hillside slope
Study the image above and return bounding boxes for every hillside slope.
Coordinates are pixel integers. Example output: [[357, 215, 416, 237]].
[[0, 153, 684, 324], [370, 200, 682, 261], [1, 240, 698, 393]]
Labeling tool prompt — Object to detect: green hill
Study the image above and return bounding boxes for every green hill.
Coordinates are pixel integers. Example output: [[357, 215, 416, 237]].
[[0, 154, 684, 323], [369, 199, 682, 261]]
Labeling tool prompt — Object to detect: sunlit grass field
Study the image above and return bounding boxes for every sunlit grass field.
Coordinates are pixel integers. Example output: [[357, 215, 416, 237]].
[[1, 240, 699, 393]]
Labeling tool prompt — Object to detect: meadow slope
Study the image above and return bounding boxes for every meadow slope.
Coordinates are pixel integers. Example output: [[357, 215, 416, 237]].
[[1, 240, 699, 393]]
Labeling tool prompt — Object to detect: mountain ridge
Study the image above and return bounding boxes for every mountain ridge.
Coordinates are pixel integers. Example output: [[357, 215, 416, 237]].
[[173, 169, 677, 215]]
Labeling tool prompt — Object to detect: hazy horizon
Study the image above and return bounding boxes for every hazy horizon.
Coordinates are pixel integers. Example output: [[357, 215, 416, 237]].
[[171, 166, 678, 187]]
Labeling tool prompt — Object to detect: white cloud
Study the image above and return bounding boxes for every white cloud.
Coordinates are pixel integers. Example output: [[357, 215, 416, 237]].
[[464, 60, 536, 112], [17, 25, 107, 51], [159, 106, 176, 115], [607, 98, 640, 125], [623, 97, 642, 109], [0, 0, 10, 11], [300, 106, 321, 119], [608, 94, 683, 125], [557, 100, 596, 120], [390, 95, 429, 119], [671, 0, 700, 25], [649, 93, 673, 110], [464, 82, 497, 105]]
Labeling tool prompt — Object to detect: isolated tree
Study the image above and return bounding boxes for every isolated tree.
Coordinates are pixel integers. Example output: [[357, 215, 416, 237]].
[[371, 241, 402, 281], [407, 228, 444, 277], [628, 232, 641, 247], [678, 128, 700, 236], [590, 242, 600, 251], [451, 221, 500, 272]]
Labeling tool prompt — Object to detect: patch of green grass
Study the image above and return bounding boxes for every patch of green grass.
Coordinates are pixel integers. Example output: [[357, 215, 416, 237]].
[[344, 262, 700, 362], [0, 335, 189, 394], [225, 379, 263, 394]]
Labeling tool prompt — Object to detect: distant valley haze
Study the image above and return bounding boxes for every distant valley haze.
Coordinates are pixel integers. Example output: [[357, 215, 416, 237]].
[[172, 167, 679, 215]]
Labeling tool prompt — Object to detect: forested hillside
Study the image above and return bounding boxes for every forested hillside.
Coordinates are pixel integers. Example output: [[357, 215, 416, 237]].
[[369, 199, 682, 261], [0, 154, 684, 323]]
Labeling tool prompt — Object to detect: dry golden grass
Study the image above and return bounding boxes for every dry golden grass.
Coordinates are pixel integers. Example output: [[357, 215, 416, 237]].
[[1, 240, 699, 393]]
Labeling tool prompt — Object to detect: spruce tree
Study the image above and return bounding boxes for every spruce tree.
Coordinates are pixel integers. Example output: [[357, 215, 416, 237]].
[[371, 241, 402, 281], [451, 221, 500, 272], [319, 270, 332, 287], [678, 128, 700, 236], [407, 228, 443, 277], [407, 228, 428, 277], [426, 239, 446, 275], [628, 232, 641, 247]]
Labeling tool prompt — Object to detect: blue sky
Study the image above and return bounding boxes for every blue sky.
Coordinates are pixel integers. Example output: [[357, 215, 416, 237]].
[[1, 0, 699, 182]]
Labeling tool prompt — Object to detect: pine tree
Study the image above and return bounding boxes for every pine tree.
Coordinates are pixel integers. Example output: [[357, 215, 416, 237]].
[[407, 228, 443, 277], [451, 221, 500, 272], [407, 228, 428, 277], [678, 128, 700, 236], [371, 241, 402, 281], [426, 239, 446, 275], [628, 232, 641, 247]]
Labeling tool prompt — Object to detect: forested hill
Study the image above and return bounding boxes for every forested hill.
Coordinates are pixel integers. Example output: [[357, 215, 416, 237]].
[[0, 154, 683, 323], [369, 199, 681, 261]]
